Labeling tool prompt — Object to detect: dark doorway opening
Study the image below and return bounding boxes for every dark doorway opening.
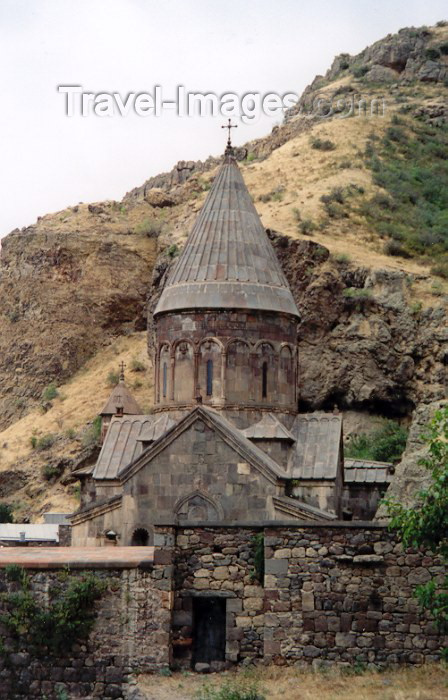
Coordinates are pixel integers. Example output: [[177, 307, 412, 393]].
[[192, 597, 226, 666]]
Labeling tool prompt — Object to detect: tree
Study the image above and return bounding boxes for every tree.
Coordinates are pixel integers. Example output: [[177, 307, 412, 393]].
[[0, 503, 14, 523], [385, 404, 448, 648]]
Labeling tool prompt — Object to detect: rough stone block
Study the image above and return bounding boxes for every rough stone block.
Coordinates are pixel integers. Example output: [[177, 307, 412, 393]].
[[273, 548, 291, 559], [335, 632, 356, 648], [265, 559, 288, 575], [302, 590, 315, 612], [244, 597, 263, 612]]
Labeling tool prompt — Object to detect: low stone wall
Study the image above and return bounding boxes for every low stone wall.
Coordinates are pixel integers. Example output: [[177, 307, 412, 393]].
[[0, 553, 171, 699], [0, 524, 445, 696], [156, 522, 446, 670], [263, 525, 446, 666]]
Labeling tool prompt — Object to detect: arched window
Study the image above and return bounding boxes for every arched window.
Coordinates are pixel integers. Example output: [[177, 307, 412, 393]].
[[131, 528, 149, 546], [206, 359, 213, 396], [199, 340, 221, 400], [162, 362, 168, 398], [159, 345, 170, 403], [174, 341, 194, 403], [262, 361, 268, 398]]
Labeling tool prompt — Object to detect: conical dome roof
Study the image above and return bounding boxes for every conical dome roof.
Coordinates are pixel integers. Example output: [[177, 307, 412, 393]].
[[100, 379, 142, 417], [154, 154, 299, 318]]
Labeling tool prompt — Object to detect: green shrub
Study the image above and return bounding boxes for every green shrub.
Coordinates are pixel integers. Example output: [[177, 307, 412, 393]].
[[409, 300, 423, 315], [311, 137, 336, 151], [33, 434, 56, 451], [135, 218, 163, 237], [166, 244, 179, 259], [370, 192, 397, 210], [334, 253, 351, 264], [42, 383, 59, 402], [292, 207, 301, 222], [352, 64, 369, 78], [107, 370, 120, 387], [299, 219, 317, 235], [131, 358, 146, 372], [0, 503, 14, 523], [425, 47, 441, 60], [82, 416, 102, 448], [384, 240, 412, 258], [431, 262, 448, 279], [6, 310, 19, 323], [258, 187, 285, 203], [0, 568, 106, 655], [42, 463, 64, 481], [363, 117, 448, 260], [246, 152, 256, 162], [439, 41, 448, 55], [346, 420, 408, 463], [342, 287, 372, 299], [385, 125, 407, 143], [431, 280, 444, 296]]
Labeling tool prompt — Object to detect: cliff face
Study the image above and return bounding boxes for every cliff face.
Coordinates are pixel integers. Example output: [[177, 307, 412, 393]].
[[272, 236, 446, 416], [0, 207, 158, 430], [0, 21, 447, 518]]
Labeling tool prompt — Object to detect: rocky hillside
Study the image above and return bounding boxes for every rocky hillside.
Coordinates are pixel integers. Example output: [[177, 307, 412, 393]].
[[0, 22, 446, 519]]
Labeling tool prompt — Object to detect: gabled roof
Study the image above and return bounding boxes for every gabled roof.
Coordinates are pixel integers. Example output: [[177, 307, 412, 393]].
[[242, 413, 296, 442], [119, 405, 287, 484], [273, 495, 337, 521], [344, 458, 394, 484], [100, 380, 143, 417], [93, 415, 155, 479], [154, 154, 299, 318], [137, 413, 177, 443], [289, 413, 343, 480]]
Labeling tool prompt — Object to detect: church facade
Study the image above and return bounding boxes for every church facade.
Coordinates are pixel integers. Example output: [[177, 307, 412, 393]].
[[71, 144, 391, 547]]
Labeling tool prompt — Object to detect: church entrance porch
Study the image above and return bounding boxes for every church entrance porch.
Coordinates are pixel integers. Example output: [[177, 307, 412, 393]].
[[192, 596, 227, 670]]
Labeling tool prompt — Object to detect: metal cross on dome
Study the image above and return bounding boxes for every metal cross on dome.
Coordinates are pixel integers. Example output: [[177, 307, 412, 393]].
[[119, 361, 126, 381], [222, 118, 238, 149]]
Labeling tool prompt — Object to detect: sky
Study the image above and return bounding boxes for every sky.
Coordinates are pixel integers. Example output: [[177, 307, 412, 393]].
[[1, 0, 447, 237]]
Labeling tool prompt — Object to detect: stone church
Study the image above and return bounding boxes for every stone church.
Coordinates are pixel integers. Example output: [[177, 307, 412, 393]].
[[71, 141, 392, 546]]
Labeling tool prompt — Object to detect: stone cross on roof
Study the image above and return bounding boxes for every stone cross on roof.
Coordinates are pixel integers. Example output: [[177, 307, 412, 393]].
[[222, 118, 238, 153]]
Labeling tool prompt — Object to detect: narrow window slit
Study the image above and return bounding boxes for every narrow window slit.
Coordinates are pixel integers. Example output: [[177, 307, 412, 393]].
[[262, 361, 268, 398], [206, 359, 213, 396]]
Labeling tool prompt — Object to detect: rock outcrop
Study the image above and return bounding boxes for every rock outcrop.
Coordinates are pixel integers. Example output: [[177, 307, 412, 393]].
[[376, 400, 446, 518], [0, 222, 157, 430], [271, 235, 447, 415]]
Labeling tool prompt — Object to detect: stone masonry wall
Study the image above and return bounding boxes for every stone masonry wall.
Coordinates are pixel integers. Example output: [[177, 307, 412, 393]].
[[263, 525, 447, 666], [167, 526, 265, 669], [0, 562, 172, 700], [156, 523, 446, 670]]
